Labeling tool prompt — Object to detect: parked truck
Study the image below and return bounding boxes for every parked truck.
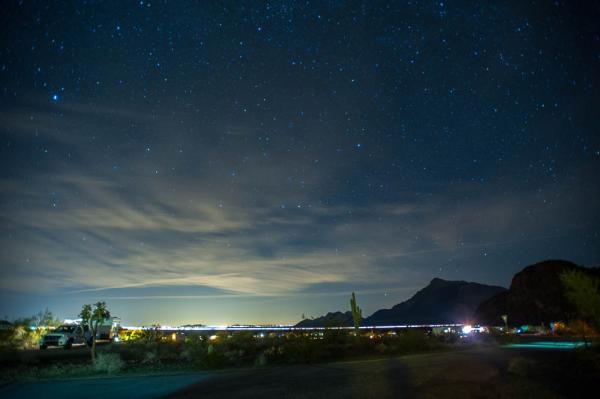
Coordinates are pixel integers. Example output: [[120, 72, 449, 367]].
[[39, 324, 88, 349]]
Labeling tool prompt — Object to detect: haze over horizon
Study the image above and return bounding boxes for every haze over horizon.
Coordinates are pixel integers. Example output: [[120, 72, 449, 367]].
[[1, 1, 599, 326]]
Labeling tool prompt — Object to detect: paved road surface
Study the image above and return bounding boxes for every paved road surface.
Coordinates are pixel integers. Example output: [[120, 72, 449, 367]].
[[0, 373, 209, 399], [1, 347, 591, 399], [166, 347, 581, 399]]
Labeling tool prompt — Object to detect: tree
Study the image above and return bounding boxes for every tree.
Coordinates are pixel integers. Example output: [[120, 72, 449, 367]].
[[350, 292, 362, 333], [560, 270, 600, 342], [79, 301, 111, 361], [34, 308, 60, 328]]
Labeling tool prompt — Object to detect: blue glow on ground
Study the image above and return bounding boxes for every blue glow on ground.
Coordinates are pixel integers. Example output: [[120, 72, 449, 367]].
[[503, 341, 589, 350]]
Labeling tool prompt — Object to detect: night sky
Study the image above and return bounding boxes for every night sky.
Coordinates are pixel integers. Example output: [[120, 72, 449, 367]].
[[1, 1, 599, 326]]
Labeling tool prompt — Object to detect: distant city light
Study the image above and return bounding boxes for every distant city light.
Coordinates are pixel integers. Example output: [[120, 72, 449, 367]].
[[116, 323, 464, 332]]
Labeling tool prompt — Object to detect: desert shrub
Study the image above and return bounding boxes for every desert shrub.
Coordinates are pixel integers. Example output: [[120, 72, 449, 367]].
[[180, 335, 207, 364], [155, 342, 184, 363], [173, 335, 232, 368], [93, 352, 124, 373], [0, 309, 61, 351], [323, 329, 350, 345], [440, 332, 460, 344], [508, 356, 538, 377], [188, 333, 272, 368], [384, 330, 430, 354], [322, 329, 355, 357], [222, 333, 263, 366], [354, 336, 378, 355], [0, 323, 47, 350], [254, 352, 267, 366], [117, 340, 150, 363], [472, 332, 499, 346], [375, 343, 388, 354], [273, 335, 321, 364], [31, 363, 95, 380], [119, 340, 184, 365], [200, 345, 229, 368]]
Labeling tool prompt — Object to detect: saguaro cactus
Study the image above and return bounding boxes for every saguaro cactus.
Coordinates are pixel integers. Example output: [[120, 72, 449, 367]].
[[350, 292, 362, 333]]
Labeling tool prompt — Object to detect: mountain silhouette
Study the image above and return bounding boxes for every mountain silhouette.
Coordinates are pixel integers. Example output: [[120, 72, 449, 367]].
[[474, 259, 600, 326], [365, 278, 505, 325], [295, 278, 505, 327]]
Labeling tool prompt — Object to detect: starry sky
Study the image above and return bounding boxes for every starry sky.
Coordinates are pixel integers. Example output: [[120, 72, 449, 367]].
[[1, 1, 599, 326]]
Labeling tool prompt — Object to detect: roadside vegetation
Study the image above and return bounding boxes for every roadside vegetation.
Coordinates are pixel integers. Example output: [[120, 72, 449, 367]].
[[560, 269, 600, 345], [0, 309, 60, 367], [1, 326, 452, 382]]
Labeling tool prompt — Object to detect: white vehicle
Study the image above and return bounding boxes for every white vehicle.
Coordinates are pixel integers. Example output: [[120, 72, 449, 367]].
[[95, 317, 121, 341], [39, 324, 89, 350]]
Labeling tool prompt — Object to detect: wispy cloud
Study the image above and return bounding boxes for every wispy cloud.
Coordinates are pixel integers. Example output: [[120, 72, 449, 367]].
[[1, 165, 593, 299], [1, 100, 598, 308]]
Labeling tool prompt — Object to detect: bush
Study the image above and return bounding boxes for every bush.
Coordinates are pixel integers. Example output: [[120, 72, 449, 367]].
[[94, 352, 124, 373], [187, 333, 271, 368], [381, 330, 431, 354], [180, 335, 207, 365], [118, 340, 184, 365], [31, 364, 95, 380], [275, 336, 321, 364], [507, 356, 538, 377], [0, 323, 47, 350], [200, 345, 229, 368]]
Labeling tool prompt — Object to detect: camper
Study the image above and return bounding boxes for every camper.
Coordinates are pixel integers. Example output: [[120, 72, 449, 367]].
[[94, 316, 121, 341]]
